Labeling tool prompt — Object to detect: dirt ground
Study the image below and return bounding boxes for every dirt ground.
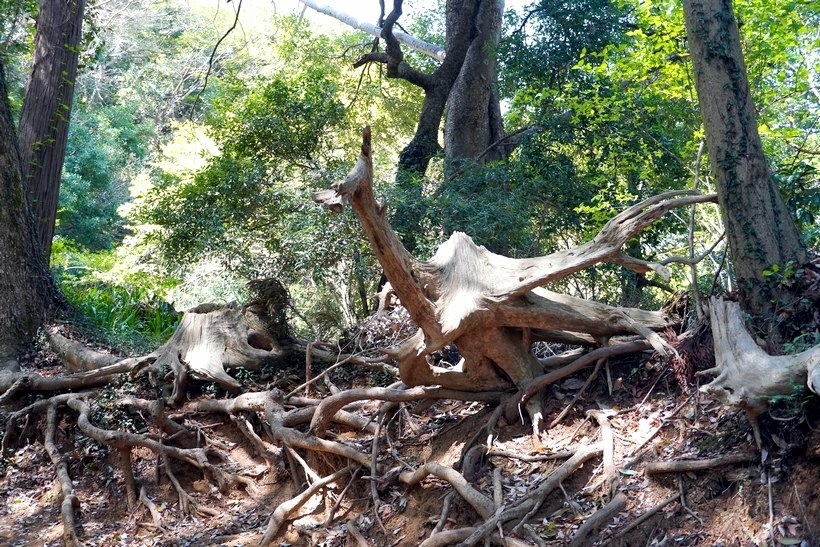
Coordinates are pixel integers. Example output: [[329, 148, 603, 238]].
[[1, 342, 818, 546]]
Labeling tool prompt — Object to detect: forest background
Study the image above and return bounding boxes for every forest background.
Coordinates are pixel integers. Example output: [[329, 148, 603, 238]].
[[0, 0, 819, 544], [0, 0, 817, 349]]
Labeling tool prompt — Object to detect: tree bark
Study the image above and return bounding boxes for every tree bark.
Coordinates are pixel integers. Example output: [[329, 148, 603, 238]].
[[682, 0, 806, 318], [0, 62, 53, 372], [344, 0, 507, 250], [18, 0, 86, 262], [443, 0, 506, 167]]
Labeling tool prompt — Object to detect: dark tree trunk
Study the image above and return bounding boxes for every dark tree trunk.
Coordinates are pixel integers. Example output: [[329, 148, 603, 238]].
[[0, 62, 54, 372], [682, 0, 806, 318], [373, 0, 506, 250], [18, 0, 86, 262], [443, 0, 505, 168]]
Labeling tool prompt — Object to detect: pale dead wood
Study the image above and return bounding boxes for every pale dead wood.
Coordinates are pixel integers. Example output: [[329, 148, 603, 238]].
[[644, 452, 757, 475], [44, 404, 82, 547], [138, 486, 165, 531], [432, 492, 455, 534], [549, 358, 604, 428], [315, 128, 714, 430], [310, 385, 504, 437], [568, 492, 627, 547], [487, 447, 575, 462], [622, 394, 694, 468], [150, 303, 289, 402], [297, 0, 446, 61], [65, 397, 242, 492], [48, 330, 119, 372], [460, 444, 603, 545], [419, 527, 530, 547], [346, 520, 370, 547], [587, 409, 618, 499], [0, 357, 143, 394], [399, 462, 495, 519], [264, 399, 373, 468], [521, 341, 651, 406], [183, 389, 377, 433], [699, 297, 820, 444], [1, 391, 94, 454], [258, 465, 353, 546]]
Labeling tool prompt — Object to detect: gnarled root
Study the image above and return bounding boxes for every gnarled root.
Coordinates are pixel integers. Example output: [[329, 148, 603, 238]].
[[699, 297, 820, 443]]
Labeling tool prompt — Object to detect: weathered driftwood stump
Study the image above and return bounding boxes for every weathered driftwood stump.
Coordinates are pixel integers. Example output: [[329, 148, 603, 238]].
[[700, 297, 820, 444], [44, 278, 294, 403], [149, 279, 293, 402], [315, 127, 718, 431]]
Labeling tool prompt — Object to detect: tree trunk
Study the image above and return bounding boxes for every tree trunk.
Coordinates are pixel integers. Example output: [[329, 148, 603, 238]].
[[443, 0, 506, 168], [0, 62, 53, 372], [18, 0, 86, 262], [682, 0, 806, 318]]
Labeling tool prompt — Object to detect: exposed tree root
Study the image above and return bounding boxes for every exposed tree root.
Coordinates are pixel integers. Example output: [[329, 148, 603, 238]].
[[44, 403, 83, 546], [645, 452, 758, 475], [259, 465, 354, 546], [700, 297, 820, 445], [587, 409, 618, 499], [399, 462, 495, 519], [315, 128, 716, 431], [603, 492, 681, 545], [310, 385, 504, 437], [48, 330, 120, 372], [569, 492, 627, 547], [138, 486, 165, 531]]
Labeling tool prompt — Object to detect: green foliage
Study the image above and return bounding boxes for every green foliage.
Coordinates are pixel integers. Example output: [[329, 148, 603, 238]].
[[52, 240, 180, 352], [59, 102, 153, 249], [761, 260, 819, 352], [60, 278, 180, 352], [500, 0, 627, 96]]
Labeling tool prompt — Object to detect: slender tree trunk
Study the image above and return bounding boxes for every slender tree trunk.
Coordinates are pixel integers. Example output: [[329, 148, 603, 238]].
[[0, 62, 53, 372], [444, 0, 505, 168], [18, 0, 86, 262], [682, 0, 806, 318]]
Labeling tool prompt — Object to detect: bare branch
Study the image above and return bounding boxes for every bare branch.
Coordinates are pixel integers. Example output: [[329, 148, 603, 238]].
[[298, 0, 445, 61]]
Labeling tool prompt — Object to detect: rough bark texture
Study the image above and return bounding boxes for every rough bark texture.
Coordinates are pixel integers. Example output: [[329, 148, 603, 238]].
[[0, 62, 53, 373], [443, 0, 506, 166], [316, 129, 717, 427], [149, 280, 294, 403], [18, 0, 86, 261], [682, 0, 806, 318]]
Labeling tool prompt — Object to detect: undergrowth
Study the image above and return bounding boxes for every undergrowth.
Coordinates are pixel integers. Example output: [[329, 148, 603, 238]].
[[51, 239, 180, 354]]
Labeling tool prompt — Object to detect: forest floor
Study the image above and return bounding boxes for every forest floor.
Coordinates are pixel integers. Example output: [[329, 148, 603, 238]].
[[0, 326, 818, 546]]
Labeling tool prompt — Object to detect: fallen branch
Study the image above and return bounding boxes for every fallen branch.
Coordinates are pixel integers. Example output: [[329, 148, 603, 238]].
[[645, 452, 757, 475], [258, 465, 354, 546], [569, 492, 627, 547]]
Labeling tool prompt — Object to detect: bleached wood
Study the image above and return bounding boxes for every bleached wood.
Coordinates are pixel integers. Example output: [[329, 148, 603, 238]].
[[317, 128, 718, 424], [701, 297, 820, 416]]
